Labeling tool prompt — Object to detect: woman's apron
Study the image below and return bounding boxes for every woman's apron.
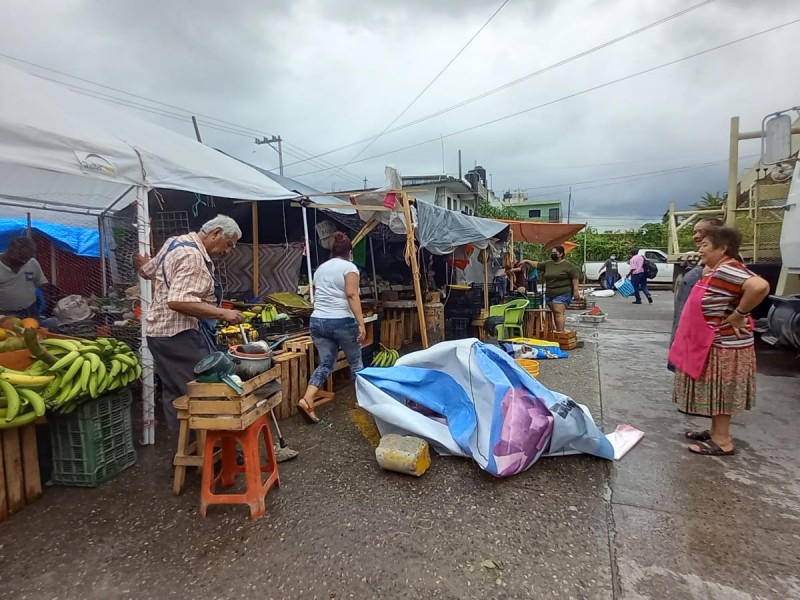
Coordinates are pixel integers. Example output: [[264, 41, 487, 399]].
[[668, 272, 716, 381], [160, 239, 222, 353]]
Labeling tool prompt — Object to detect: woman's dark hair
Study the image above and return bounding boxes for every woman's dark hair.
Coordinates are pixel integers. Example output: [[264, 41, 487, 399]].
[[552, 245, 565, 256], [703, 226, 742, 258], [330, 231, 353, 259]]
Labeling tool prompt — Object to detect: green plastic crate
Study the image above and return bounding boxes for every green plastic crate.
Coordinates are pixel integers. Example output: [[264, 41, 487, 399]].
[[49, 389, 137, 487]]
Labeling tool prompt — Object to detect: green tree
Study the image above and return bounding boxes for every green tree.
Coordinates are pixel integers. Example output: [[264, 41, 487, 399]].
[[476, 201, 519, 220], [692, 192, 725, 210]]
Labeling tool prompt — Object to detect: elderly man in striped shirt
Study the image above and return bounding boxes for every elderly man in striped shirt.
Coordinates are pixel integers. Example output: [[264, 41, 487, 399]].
[[135, 215, 244, 431]]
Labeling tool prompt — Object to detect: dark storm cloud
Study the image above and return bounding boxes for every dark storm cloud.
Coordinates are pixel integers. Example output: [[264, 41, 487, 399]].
[[1, 0, 798, 225]]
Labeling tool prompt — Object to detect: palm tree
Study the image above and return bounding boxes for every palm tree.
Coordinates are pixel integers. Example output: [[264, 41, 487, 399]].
[[692, 192, 725, 210]]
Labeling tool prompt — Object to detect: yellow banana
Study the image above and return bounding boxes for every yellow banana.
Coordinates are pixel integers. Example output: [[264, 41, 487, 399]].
[[0, 372, 55, 387]]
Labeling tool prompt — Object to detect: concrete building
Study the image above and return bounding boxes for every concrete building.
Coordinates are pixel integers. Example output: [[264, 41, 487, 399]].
[[502, 190, 562, 222], [401, 166, 494, 216]]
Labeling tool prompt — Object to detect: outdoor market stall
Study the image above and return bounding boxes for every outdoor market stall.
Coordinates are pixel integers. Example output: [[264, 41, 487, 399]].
[[0, 56, 298, 504]]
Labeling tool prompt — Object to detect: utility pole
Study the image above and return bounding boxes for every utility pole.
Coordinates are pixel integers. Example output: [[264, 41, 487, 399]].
[[191, 116, 203, 143], [255, 135, 284, 175], [567, 187, 572, 223], [363, 176, 368, 189]]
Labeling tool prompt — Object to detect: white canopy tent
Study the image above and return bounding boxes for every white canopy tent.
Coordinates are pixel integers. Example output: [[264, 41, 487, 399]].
[[0, 62, 297, 444]]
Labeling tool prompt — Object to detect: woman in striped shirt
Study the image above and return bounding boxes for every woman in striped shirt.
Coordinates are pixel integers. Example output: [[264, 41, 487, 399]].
[[670, 226, 769, 456]]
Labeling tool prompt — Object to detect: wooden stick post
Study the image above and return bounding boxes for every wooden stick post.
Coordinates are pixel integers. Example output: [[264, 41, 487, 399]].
[[483, 250, 490, 317], [400, 192, 429, 349], [251, 202, 260, 296]]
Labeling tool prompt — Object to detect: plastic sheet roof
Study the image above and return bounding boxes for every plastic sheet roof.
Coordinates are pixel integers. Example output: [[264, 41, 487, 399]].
[[0, 62, 296, 216], [496, 220, 585, 250]]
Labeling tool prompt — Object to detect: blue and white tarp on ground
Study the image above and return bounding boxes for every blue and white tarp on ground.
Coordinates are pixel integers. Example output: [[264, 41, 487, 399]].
[[0, 219, 100, 258], [355, 339, 643, 478]]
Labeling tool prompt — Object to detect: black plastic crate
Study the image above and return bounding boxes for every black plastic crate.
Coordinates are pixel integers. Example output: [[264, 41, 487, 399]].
[[445, 317, 471, 340]]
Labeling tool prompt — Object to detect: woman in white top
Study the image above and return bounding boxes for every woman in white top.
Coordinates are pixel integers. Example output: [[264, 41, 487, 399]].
[[298, 232, 366, 423]]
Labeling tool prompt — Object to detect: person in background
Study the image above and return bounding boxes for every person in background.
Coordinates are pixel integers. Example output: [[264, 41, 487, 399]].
[[669, 217, 724, 371], [526, 260, 539, 294], [628, 249, 653, 305], [603, 253, 619, 291], [134, 215, 244, 431], [506, 255, 528, 295], [524, 245, 580, 332], [298, 232, 366, 424], [670, 226, 769, 456], [0, 237, 47, 319]]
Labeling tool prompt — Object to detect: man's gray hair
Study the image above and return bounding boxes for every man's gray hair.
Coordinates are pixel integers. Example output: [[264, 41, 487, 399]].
[[200, 215, 242, 239]]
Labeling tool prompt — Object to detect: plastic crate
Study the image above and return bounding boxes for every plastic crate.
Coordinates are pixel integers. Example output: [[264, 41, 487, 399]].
[[614, 278, 635, 298], [445, 317, 471, 340], [49, 389, 137, 487]]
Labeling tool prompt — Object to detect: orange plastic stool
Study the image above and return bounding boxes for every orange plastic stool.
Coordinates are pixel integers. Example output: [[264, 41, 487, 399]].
[[199, 415, 280, 519]]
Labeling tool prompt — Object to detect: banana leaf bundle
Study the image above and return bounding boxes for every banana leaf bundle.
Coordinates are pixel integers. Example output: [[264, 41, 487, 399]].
[[265, 292, 314, 317]]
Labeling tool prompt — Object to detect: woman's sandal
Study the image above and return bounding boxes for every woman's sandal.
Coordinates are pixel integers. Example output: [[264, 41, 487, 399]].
[[688, 439, 735, 456], [297, 399, 320, 424], [685, 430, 711, 442]]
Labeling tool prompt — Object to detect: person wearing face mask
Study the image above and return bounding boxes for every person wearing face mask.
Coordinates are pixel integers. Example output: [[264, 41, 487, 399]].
[[523, 245, 580, 332], [668, 217, 724, 371], [602, 253, 619, 291], [134, 215, 244, 431]]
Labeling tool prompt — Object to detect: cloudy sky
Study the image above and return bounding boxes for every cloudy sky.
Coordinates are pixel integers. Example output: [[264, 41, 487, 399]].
[[2, 0, 799, 229]]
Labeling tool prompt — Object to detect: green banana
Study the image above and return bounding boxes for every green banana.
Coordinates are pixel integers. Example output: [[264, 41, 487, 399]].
[[78, 360, 92, 392], [0, 411, 37, 428], [88, 373, 100, 399], [49, 350, 81, 372], [17, 388, 46, 417], [42, 339, 81, 353], [115, 353, 137, 367], [109, 359, 122, 378], [41, 374, 63, 401], [0, 379, 21, 422], [61, 356, 85, 385]]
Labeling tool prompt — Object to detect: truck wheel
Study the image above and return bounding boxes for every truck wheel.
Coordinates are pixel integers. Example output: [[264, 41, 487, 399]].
[[673, 272, 684, 294], [598, 277, 608, 290]]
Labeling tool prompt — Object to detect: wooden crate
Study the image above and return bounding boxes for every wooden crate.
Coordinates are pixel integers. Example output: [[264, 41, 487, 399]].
[[552, 330, 578, 351], [567, 298, 587, 311], [1, 423, 42, 521], [273, 351, 307, 420], [187, 365, 282, 431], [380, 318, 403, 350]]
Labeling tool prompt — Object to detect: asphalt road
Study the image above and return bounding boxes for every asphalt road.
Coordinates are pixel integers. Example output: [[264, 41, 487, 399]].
[[0, 292, 797, 599]]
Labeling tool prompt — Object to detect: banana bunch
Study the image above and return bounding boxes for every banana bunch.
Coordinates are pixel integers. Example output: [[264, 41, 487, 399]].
[[37, 337, 141, 414], [371, 346, 399, 368], [260, 304, 279, 323], [0, 366, 53, 427]]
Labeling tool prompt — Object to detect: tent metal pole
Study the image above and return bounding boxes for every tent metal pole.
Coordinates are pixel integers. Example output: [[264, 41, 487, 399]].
[[369, 236, 378, 302], [251, 202, 260, 297], [302, 205, 315, 302], [98, 215, 108, 295], [136, 186, 156, 446]]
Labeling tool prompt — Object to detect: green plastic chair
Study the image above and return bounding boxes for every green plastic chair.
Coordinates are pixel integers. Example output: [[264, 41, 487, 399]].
[[488, 298, 529, 339]]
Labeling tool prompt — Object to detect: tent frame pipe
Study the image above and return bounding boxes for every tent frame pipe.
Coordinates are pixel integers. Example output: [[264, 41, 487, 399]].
[[251, 202, 260, 296], [302, 205, 315, 302], [98, 215, 107, 295], [136, 186, 156, 445], [369, 237, 378, 302]]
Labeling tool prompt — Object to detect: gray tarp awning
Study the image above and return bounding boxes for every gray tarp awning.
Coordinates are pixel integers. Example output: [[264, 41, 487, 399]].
[[415, 200, 508, 255]]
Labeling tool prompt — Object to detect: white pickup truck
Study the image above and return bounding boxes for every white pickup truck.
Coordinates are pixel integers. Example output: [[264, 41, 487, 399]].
[[583, 248, 674, 289]]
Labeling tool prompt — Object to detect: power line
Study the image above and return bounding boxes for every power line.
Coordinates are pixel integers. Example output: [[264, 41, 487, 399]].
[[294, 17, 800, 177], [282, 0, 717, 169], [0, 51, 366, 185], [328, 0, 511, 178]]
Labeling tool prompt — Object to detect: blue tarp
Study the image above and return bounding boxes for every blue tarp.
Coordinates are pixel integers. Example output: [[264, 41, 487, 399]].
[[0, 219, 100, 258]]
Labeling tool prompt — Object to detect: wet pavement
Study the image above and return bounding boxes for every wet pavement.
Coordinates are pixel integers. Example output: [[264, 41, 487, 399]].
[[1, 292, 798, 599]]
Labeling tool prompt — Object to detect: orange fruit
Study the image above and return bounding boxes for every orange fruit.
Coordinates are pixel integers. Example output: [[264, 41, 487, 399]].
[[0, 329, 6, 341], [21, 317, 40, 330]]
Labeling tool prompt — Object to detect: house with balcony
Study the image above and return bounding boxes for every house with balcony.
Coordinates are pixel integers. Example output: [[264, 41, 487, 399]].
[[502, 191, 562, 222], [401, 166, 492, 216]]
